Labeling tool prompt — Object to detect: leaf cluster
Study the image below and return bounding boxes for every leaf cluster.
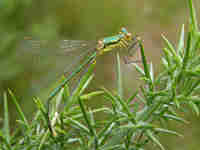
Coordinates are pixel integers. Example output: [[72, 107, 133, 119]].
[[1, 0, 200, 149]]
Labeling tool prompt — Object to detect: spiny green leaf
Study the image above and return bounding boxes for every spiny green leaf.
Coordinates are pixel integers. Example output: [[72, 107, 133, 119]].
[[80, 91, 104, 100], [154, 128, 183, 137], [127, 90, 138, 104], [146, 130, 165, 150], [182, 32, 191, 71], [115, 94, 136, 124], [149, 62, 154, 82], [101, 87, 120, 108], [3, 91, 10, 144], [8, 89, 29, 130], [0, 131, 12, 150], [78, 97, 96, 136], [34, 97, 47, 116], [139, 41, 150, 80], [188, 0, 198, 31], [67, 117, 90, 134], [189, 101, 199, 116], [98, 119, 116, 146], [133, 63, 145, 75], [162, 35, 182, 67], [116, 52, 123, 99], [163, 114, 189, 124], [177, 24, 185, 54]]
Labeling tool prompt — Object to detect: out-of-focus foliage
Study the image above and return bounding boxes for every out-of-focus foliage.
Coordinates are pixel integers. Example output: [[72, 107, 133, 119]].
[[1, 1, 200, 149], [1, 0, 199, 149]]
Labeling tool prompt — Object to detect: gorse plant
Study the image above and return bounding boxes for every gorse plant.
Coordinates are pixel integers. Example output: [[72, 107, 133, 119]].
[[1, 0, 200, 149]]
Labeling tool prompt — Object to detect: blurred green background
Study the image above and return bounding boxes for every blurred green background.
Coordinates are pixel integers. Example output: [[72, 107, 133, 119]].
[[0, 0, 199, 149]]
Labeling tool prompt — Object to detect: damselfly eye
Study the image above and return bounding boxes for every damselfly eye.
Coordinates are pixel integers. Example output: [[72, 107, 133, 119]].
[[126, 33, 132, 40], [121, 27, 128, 34]]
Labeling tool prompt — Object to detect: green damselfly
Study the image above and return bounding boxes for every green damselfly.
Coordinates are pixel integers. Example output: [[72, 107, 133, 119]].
[[49, 28, 140, 102], [20, 27, 140, 103], [20, 27, 141, 135]]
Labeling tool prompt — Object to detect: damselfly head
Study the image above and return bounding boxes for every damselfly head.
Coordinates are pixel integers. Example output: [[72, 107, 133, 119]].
[[120, 27, 129, 34]]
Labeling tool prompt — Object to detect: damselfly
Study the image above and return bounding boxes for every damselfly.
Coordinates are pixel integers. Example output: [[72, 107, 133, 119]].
[[20, 27, 140, 103]]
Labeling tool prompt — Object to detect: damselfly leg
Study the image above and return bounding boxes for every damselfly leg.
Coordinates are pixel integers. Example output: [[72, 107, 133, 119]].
[[123, 35, 142, 64]]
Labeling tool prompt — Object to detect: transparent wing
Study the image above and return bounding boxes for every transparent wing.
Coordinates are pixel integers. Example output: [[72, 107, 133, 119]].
[[119, 36, 141, 64], [19, 39, 97, 55], [16, 39, 97, 96]]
